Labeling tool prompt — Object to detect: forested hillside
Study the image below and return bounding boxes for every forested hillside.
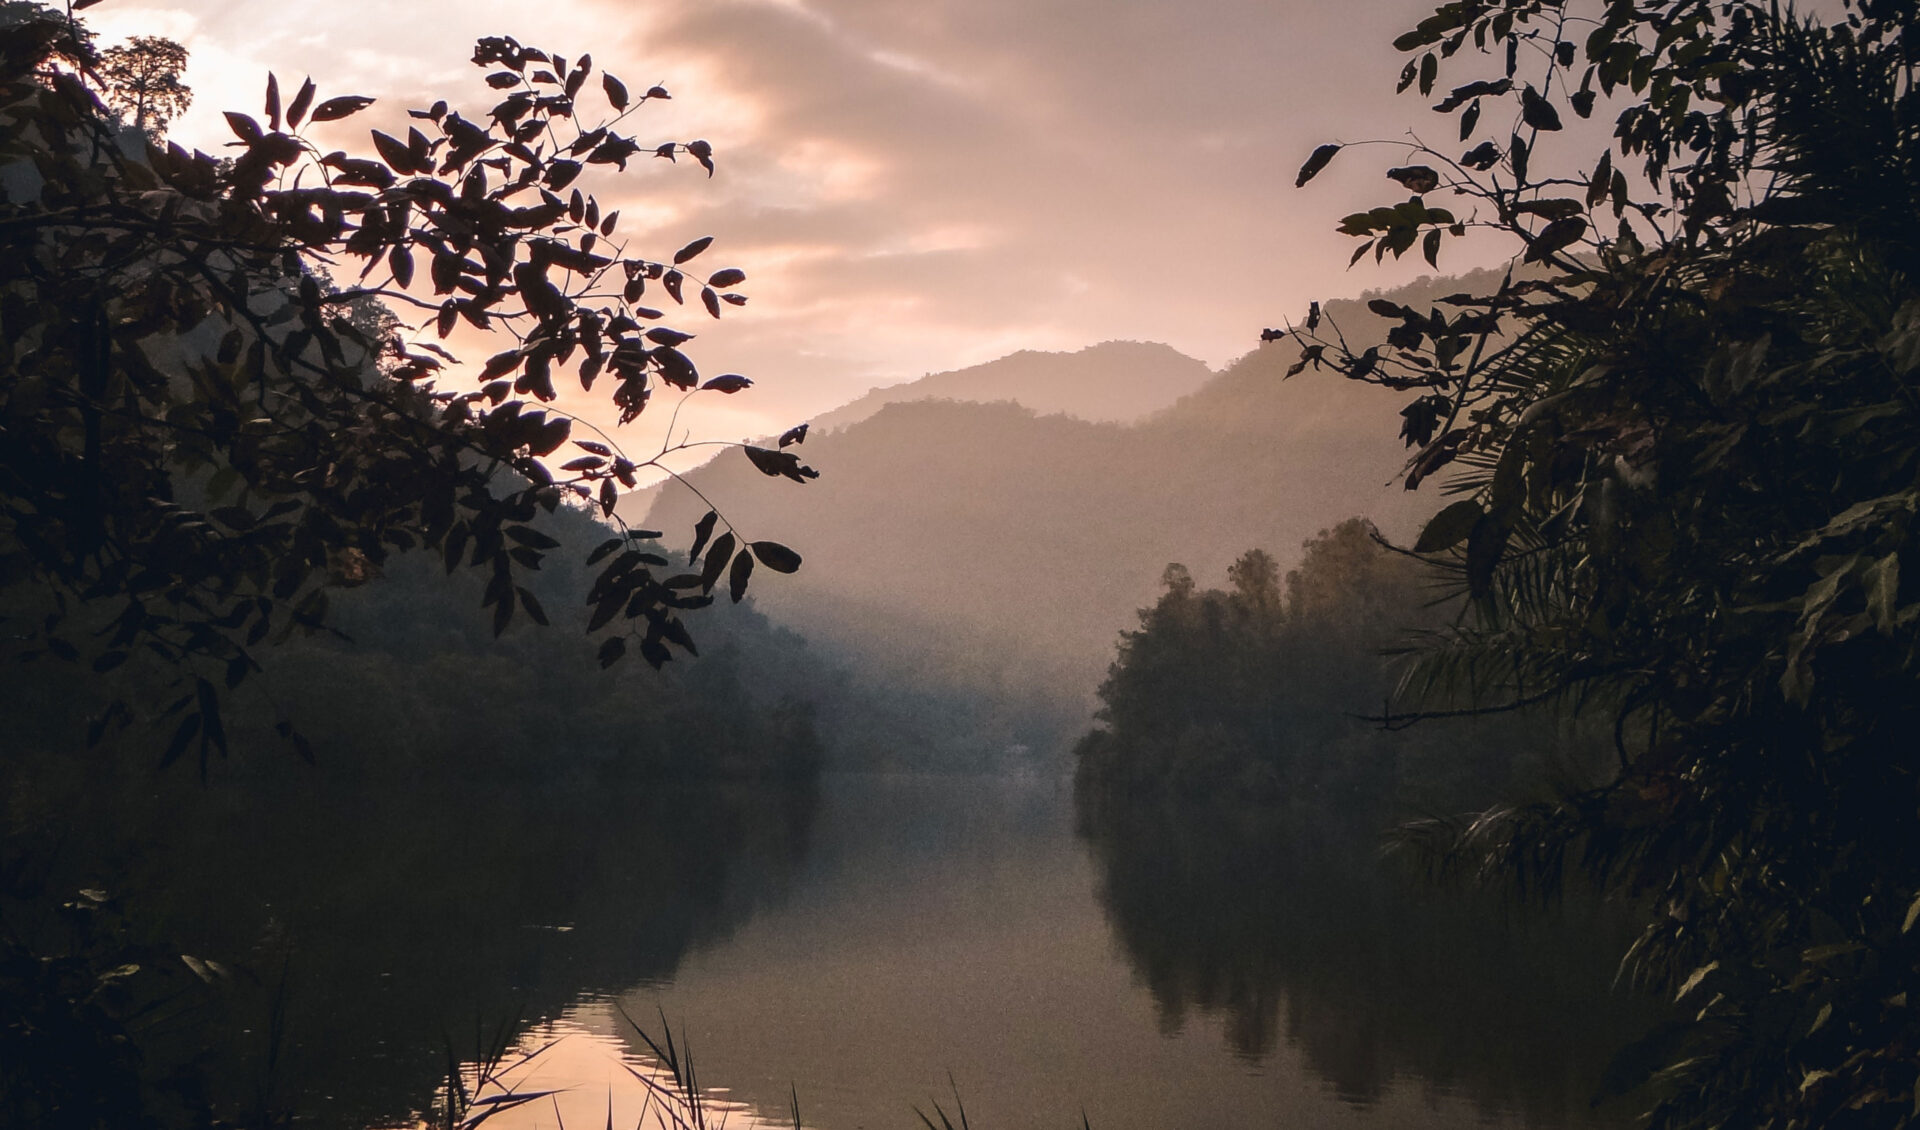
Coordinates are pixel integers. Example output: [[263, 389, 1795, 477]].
[[643, 275, 1490, 768]]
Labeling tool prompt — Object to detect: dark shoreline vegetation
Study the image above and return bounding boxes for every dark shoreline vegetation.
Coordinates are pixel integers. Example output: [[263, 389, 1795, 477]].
[[7, 0, 1920, 1127], [1072, 518, 1611, 814]]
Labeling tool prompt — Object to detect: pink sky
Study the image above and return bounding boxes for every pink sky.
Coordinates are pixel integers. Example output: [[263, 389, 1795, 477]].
[[83, 0, 1491, 474]]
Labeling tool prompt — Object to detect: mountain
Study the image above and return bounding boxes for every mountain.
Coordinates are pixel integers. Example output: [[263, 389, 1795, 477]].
[[808, 340, 1214, 433], [641, 274, 1485, 770]]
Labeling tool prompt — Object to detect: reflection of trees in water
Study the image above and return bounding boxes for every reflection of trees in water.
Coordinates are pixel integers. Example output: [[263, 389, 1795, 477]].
[[27, 775, 817, 1129], [1075, 791, 1658, 1125]]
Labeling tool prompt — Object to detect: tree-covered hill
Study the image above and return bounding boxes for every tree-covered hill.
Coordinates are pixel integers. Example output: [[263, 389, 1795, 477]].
[[642, 276, 1490, 769]]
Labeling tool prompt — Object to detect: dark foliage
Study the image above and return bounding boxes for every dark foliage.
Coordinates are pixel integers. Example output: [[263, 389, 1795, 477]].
[[1075, 519, 1602, 812], [0, 9, 806, 779], [1289, 0, 1920, 1123]]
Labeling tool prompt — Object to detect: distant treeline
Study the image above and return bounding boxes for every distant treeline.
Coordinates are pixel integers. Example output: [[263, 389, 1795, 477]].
[[1075, 518, 1606, 816], [1, 496, 832, 794]]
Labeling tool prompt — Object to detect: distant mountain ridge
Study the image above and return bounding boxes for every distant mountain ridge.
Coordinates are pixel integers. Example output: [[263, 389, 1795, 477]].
[[808, 340, 1214, 433], [643, 273, 1489, 770]]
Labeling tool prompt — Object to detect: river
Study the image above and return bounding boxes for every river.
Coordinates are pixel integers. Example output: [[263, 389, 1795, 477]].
[[167, 773, 1656, 1130]]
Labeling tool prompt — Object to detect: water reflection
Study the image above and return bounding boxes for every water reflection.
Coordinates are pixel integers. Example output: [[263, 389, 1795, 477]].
[[45, 776, 817, 1129], [376, 1010, 794, 1130], [1074, 790, 1658, 1125], [35, 773, 1663, 1129]]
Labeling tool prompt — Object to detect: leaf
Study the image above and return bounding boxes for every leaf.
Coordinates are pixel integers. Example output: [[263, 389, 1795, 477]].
[[1295, 143, 1341, 188], [597, 637, 627, 668], [309, 95, 375, 122], [1422, 227, 1442, 267], [728, 549, 754, 602], [779, 423, 809, 448], [587, 537, 624, 566], [1674, 961, 1718, 1001], [701, 374, 752, 393], [701, 286, 720, 318], [750, 541, 801, 573], [673, 236, 713, 264], [159, 713, 201, 769], [546, 160, 582, 190], [1459, 97, 1480, 140], [1434, 78, 1512, 112], [699, 532, 735, 591], [505, 525, 561, 550], [370, 130, 415, 173], [287, 77, 316, 128], [224, 111, 263, 144], [265, 73, 281, 131], [1414, 500, 1481, 552], [603, 73, 629, 110], [1587, 150, 1614, 206], [687, 510, 718, 564], [516, 587, 550, 626], [687, 138, 714, 176], [1903, 892, 1920, 934], [1520, 84, 1563, 130], [1524, 216, 1588, 262], [389, 244, 414, 288], [653, 346, 697, 390], [707, 267, 746, 288], [743, 445, 820, 483], [1866, 553, 1900, 633], [1387, 165, 1440, 193]]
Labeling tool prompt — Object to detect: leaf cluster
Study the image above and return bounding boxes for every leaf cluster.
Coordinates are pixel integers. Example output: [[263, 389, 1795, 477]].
[[0, 14, 808, 774]]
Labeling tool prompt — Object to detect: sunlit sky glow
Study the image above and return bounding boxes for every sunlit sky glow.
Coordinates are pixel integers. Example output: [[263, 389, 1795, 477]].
[[84, 0, 1486, 469]]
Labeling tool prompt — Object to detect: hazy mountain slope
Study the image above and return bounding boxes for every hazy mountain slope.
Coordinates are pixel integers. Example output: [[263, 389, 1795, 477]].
[[808, 340, 1213, 433], [645, 340, 1438, 769]]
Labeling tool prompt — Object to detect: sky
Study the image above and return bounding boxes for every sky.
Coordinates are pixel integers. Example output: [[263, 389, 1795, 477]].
[[81, 0, 1483, 469]]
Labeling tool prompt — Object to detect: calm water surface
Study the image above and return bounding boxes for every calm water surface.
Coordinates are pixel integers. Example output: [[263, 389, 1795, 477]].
[[370, 775, 1655, 1130]]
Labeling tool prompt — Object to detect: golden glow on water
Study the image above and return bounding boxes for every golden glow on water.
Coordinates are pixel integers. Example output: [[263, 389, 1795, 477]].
[[404, 1009, 794, 1130]]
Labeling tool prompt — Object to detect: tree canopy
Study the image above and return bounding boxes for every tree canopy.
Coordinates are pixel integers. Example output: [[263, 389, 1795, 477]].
[[1288, 0, 1920, 1123], [0, 10, 812, 772], [97, 34, 187, 134]]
